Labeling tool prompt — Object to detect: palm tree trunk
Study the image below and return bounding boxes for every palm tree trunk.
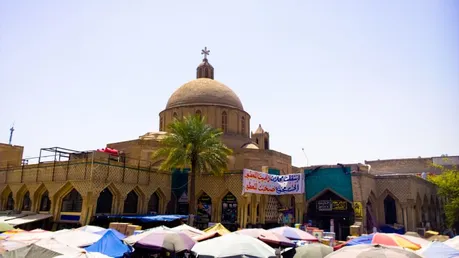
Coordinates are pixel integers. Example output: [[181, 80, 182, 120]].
[[189, 158, 197, 216]]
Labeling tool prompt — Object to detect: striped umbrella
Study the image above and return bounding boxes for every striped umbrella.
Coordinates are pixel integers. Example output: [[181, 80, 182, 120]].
[[345, 233, 421, 250]]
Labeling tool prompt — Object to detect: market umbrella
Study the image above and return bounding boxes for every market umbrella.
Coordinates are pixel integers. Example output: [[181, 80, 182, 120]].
[[77, 225, 105, 234], [193, 231, 221, 242], [427, 235, 449, 242], [191, 232, 276, 258], [268, 226, 317, 241], [135, 231, 196, 253], [344, 233, 421, 250], [238, 229, 295, 247], [416, 241, 459, 258], [401, 235, 430, 247], [0, 244, 62, 258], [124, 225, 171, 245], [0, 223, 14, 233], [94, 229, 125, 240], [326, 244, 422, 258], [172, 224, 205, 235], [203, 223, 231, 235], [293, 243, 333, 258], [445, 236, 459, 249]]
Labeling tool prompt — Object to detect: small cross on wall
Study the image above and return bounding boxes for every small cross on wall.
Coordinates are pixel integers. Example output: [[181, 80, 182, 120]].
[[201, 47, 210, 59]]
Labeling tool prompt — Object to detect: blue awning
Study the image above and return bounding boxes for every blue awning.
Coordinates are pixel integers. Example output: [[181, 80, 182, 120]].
[[96, 214, 188, 223]]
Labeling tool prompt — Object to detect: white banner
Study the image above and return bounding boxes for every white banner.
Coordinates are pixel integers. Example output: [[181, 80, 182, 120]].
[[242, 168, 305, 195]]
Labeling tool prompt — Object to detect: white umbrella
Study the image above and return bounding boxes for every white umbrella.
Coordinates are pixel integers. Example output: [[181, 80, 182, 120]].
[[326, 244, 422, 258], [172, 224, 205, 235], [191, 232, 276, 258], [53, 252, 111, 258], [53, 229, 101, 247], [76, 225, 105, 234], [445, 236, 459, 249]]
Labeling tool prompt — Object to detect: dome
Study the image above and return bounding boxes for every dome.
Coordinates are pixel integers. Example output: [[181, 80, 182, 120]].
[[165, 78, 244, 110]]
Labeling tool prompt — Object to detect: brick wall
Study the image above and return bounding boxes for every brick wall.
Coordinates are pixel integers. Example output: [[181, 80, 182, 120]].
[[0, 143, 24, 169]]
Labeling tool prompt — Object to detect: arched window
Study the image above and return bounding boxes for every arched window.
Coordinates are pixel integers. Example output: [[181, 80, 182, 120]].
[[221, 192, 237, 224], [124, 191, 138, 214], [39, 191, 51, 212], [61, 189, 83, 212], [196, 110, 202, 119], [384, 195, 397, 225], [148, 192, 160, 213], [96, 188, 113, 214], [241, 116, 245, 135], [160, 117, 164, 131], [221, 111, 228, 132], [22, 191, 31, 211], [6, 192, 14, 210], [173, 112, 178, 120]]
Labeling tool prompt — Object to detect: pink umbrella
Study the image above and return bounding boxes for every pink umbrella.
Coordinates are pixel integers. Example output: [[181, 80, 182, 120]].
[[237, 229, 296, 247], [268, 226, 318, 241], [135, 231, 196, 253]]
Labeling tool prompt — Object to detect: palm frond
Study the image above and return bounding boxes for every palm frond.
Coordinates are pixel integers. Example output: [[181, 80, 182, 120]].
[[151, 114, 232, 175]]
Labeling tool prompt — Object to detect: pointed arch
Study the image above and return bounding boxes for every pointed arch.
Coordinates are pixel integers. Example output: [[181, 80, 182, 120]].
[[379, 189, 401, 225], [53, 181, 84, 215], [34, 183, 51, 212], [148, 188, 166, 214], [61, 188, 83, 212], [1, 186, 14, 211], [241, 116, 246, 136], [308, 188, 352, 204], [123, 186, 145, 214], [173, 112, 178, 120], [96, 183, 120, 214], [365, 190, 378, 232], [16, 185, 30, 211], [220, 191, 238, 224], [22, 191, 32, 211]]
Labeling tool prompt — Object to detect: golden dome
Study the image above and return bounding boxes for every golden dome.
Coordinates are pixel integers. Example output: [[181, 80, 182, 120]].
[[165, 78, 244, 110]]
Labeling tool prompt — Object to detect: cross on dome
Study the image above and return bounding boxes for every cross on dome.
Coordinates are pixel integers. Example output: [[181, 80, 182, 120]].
[[201, 47, 210, 60]]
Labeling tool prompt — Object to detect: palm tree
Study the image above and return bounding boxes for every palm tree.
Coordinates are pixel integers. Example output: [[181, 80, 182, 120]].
[[152, 115, 233, 215]]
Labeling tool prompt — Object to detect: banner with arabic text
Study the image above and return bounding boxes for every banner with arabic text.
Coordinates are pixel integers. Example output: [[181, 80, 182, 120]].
[[242, 168, 305, 195]]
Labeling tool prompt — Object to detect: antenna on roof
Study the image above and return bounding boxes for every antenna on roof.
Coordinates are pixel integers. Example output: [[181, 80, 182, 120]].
[[302, 148, 309, 167], [8, 122, 15, 145]]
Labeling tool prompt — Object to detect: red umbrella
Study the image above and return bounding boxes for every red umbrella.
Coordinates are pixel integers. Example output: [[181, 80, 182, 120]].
[[238, 229, 296, 247]]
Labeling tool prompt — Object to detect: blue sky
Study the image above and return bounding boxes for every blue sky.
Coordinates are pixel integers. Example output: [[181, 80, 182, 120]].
[[1, 1, 458, 166]]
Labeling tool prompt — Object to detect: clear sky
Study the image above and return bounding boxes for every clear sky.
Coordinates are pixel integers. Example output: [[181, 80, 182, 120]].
[[1, 1, 458, 167]]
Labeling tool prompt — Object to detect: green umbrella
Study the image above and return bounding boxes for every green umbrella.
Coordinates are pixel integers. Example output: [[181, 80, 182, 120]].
[[0, 222, 14, 232], [326, 244, 422, 258], [293, 243, 333, 258]]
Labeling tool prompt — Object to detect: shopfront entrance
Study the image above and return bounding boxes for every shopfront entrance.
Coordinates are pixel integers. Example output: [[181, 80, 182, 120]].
[[306, 190, 354, 240]]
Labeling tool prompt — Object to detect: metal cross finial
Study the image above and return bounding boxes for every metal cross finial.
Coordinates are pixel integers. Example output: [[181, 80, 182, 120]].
[[201, 47, 210, 60]]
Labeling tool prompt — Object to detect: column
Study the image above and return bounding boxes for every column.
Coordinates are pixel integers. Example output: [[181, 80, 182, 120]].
[[402, 207, 408, 230]]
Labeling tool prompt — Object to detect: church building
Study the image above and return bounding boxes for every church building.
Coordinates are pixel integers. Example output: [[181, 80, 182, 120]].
[[0, 49, 446, 239]]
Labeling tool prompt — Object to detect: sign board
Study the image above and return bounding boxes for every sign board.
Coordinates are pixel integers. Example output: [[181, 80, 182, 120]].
[[353, 202, 363, 218], [317, 200, 332, 211], [242, 168, 305, 195]]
